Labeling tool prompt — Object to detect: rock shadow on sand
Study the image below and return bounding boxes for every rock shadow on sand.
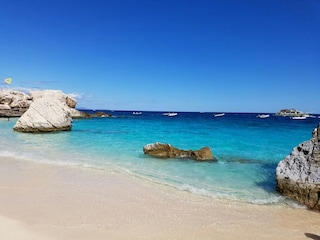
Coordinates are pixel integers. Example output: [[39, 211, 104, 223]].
[[305, 233, 320, 240]]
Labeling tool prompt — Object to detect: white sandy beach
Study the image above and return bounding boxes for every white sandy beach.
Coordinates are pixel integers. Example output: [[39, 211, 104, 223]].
[[0, 157, 319, 240]]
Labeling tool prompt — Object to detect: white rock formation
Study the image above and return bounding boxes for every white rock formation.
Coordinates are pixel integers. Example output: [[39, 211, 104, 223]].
[[0, 90, 32, 117], [13, 96, 72, 132], [0, 89, 88, 118]]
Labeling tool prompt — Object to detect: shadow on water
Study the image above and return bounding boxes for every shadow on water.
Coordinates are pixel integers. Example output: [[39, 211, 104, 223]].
[[305, 233, 320, 240], [255, 162, 278, 193], [73, 129, 130, 134], [219, 155, 278, 193], [219, 155, 273, 165]]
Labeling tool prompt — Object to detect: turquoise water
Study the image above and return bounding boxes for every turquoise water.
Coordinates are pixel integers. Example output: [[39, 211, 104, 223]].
[[1, 111, 319, 205]]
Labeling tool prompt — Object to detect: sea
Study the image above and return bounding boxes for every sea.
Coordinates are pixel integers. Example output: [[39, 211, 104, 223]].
[[1, 111, 319, 206]]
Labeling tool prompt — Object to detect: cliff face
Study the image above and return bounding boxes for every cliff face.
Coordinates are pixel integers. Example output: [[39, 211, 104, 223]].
[[276, 124, 320, 211]]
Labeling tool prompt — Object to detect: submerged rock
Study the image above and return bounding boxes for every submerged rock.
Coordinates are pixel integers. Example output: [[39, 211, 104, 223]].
[[143, 142, 215, 161], [276, 123, 320, 211]]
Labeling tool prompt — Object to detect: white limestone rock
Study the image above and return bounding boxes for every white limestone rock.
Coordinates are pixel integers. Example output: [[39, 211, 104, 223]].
[[0, 103, 10, 110], [13, 97, 72, 132], [0, 90, 32, 116], [276, 123, 320, 211]]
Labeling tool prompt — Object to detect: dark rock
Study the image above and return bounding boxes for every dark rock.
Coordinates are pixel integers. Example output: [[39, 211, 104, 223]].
[[143, 142, 216, 161], [93, 111, 112, 117]]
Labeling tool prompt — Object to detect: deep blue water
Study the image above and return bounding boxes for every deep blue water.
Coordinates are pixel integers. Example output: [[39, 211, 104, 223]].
[[1, 111, 319, 205]]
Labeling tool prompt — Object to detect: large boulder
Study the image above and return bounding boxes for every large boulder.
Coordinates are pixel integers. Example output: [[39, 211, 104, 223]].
[[13, 96, 72, 133], [276, 123, 320, 211], [0, 90, 32, 117], [143, 142, 215, 161]]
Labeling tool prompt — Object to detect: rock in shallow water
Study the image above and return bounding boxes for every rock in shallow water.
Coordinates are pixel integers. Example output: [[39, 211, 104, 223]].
[[276, 123, 320, 211], [13, 97, 72, 133], [143, 142, 216, 161]]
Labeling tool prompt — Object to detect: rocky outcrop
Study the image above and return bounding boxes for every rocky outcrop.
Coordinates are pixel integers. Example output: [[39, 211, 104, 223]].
[[12, 90, 91, 132], [0, 90, 32, 117], [13, 96, 73, 132], [93, 111, 112, 117], [0, 89, 90, 119], [276, 123, 320, 211], [143, 142, 215, 161], [70, 108, 92, 119]]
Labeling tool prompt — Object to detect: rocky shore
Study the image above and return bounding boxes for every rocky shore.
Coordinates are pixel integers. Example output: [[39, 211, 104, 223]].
[[276, 123, 320, 211]]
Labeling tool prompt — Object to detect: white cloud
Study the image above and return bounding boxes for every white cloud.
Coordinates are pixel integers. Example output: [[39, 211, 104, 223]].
[[67, 92, 83, 100]]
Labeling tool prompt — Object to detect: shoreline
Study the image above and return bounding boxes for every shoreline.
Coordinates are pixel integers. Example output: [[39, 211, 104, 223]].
[[0, 157, 319, 240]]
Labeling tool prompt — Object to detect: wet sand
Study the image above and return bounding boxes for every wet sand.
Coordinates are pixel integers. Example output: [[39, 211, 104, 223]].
[[0, 157, 319, 240]]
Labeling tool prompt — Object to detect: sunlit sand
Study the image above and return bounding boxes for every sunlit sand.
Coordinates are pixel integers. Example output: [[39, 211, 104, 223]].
[[0, 157, 319, 240]]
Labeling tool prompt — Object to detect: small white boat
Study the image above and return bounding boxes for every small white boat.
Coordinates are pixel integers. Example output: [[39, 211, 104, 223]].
[[257, 114, 270, 119], [214, 113, 225, 117], [167, 112, 177, 117], [163, 112, 177, 117], [132, 112, 142, 115], [291, 116, 307, 120]]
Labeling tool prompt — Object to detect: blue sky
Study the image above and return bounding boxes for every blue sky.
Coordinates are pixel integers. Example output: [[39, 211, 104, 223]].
[[1, 0, 319, 113]]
